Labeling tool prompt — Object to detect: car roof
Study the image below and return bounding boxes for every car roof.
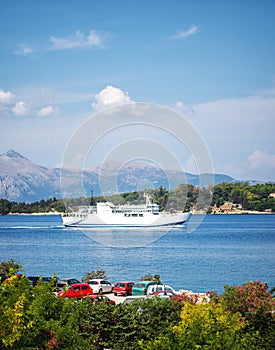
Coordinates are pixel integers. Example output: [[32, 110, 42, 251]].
[[70, 283, 89, 287], [89, 279, 109, 281]]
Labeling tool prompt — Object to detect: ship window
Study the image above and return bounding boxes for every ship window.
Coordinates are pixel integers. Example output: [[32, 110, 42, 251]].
[[132, 213, 138, 217], [139, 214, 144, 217]]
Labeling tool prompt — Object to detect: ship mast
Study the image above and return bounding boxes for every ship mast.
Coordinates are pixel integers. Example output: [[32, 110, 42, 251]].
[[90, 190, 95, 206]]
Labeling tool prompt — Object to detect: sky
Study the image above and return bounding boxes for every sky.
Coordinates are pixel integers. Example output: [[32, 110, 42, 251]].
[[0, 0, 275, 182]]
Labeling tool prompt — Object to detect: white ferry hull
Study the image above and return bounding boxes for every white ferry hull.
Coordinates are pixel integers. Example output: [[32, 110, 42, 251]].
[[62, 194, 191, 228], [62, 211, 191, 228]]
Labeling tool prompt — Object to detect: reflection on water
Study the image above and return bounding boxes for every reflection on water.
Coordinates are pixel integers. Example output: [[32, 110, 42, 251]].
[[80, 226, 187, 248]]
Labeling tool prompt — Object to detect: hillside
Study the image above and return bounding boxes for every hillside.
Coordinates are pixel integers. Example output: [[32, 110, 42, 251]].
[[0, 150, 236, 202]]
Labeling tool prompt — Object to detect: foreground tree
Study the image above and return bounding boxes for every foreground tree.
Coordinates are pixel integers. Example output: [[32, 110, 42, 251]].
[[0, 258, 22, 277], [82, 268, 108, 283], [140, 273, 161, 284]]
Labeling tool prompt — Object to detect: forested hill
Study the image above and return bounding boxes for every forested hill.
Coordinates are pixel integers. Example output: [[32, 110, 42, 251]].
[[0, 182, 274, 215]]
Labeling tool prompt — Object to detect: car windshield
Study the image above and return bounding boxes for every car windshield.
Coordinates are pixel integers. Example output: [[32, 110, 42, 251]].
[[134, 283, 145, 288], [116, 283, 125, 287], [89, 281, 99, 285]]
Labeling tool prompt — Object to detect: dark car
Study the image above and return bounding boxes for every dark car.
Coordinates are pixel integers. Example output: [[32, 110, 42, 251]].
[[56, 278, 80, 291], [113, 281, 134, 296], [27, 276, 40, 287], [27, 275, 59, 287]]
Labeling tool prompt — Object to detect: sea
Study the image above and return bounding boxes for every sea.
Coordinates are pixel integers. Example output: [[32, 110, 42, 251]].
[[0, 214, 274, 294]]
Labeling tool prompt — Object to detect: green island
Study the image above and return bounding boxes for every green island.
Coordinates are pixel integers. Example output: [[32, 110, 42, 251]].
[[0, 260, 274, 349], [0, 182, 275, 215]]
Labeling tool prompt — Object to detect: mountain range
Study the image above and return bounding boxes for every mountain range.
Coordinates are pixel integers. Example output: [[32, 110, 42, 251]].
[[0, 150, 237, 202]]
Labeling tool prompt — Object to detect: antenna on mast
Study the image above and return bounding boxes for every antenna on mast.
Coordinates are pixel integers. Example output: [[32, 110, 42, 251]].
[[90, 190, 95, 206]]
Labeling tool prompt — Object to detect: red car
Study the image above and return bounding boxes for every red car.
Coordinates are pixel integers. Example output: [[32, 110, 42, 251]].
[[113, 281, 134, 296], [57, 283, 93, 299]]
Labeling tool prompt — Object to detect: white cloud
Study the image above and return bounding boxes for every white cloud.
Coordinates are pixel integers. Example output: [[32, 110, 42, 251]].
[[14, 43, 34, 56], [92, 86, 133, 111], [170, 101, 195, 115], [12, 101, 29, 116], [50, 30, 105, 50], [37, 105, 59, 117], [245, 150, 275, 170], [185, 92, 275, 181], [170, 25, 199, 40], [0, 89, 15, 105]]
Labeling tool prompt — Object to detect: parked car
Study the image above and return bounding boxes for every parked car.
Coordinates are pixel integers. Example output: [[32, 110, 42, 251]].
[[57, 283, 93, 299], [27, 275, 59, 287], [132, 281, 156, 295], [88, 294, 116, 305], [149, 290, 183, 300], [88, 279, 113, 294], [56, 278, 80, 291], [147, 284, 180, 295], [27, 276, 40, 286], [113, 281, 134, 296]]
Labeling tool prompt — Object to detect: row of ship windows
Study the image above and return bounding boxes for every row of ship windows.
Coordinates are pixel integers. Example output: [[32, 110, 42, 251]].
[[124, 213, 144, 217]]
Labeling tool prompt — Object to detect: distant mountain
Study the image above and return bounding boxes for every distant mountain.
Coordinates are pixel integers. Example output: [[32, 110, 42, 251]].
[[0, 150, 237, 202]]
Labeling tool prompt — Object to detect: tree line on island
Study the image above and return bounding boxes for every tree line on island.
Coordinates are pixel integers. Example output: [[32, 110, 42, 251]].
[[0, 182, 275, 215], [0, 259, 274, 349]]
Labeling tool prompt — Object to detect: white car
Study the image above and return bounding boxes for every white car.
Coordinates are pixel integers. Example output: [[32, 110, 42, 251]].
[[88, 279, 113, 294], [147, 284, 180, 295]]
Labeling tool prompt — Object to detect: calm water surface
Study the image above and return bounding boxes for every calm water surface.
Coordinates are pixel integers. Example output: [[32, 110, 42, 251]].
[[0, 214, 274, 293]]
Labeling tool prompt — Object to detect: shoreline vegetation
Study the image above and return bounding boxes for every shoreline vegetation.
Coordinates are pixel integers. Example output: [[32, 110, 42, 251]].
[[0, 260, 275, 349], [1, 182, 275, 215], [6, 210, 275, 216]]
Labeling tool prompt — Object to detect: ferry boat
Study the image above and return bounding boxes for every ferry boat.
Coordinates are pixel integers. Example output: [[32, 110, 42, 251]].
[[62, 194, 191, 228]]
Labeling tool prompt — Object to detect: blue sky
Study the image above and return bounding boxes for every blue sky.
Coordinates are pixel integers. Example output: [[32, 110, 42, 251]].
[[0, 0, 275, 181]]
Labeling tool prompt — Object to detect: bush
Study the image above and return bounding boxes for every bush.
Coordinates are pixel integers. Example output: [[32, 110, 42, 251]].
[[221, 281, 275, 331]]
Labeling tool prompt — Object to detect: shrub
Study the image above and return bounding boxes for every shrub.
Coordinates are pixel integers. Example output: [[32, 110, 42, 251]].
[[221, 281, 275, 331]]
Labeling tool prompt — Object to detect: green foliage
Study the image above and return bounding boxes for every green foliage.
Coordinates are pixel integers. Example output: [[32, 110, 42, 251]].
[[0, 199, 12, 215], [1, 182, 274, 215], [0, 258, 22, 276], [82, 268, 108, 282], [153, 186, 169, 211], [0, 261, 275, 350], [211, 182, 275, 212], [221, 281, 275, 331], [140, 299, 275, 350], [77, 297, 182, 350], [140, 273, 162, 284], [0, 274, 85, 349], [0, 197, 65, 215]]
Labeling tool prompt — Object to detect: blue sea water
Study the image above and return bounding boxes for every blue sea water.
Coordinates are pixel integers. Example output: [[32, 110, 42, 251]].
[[0, 214, 274, 293]]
